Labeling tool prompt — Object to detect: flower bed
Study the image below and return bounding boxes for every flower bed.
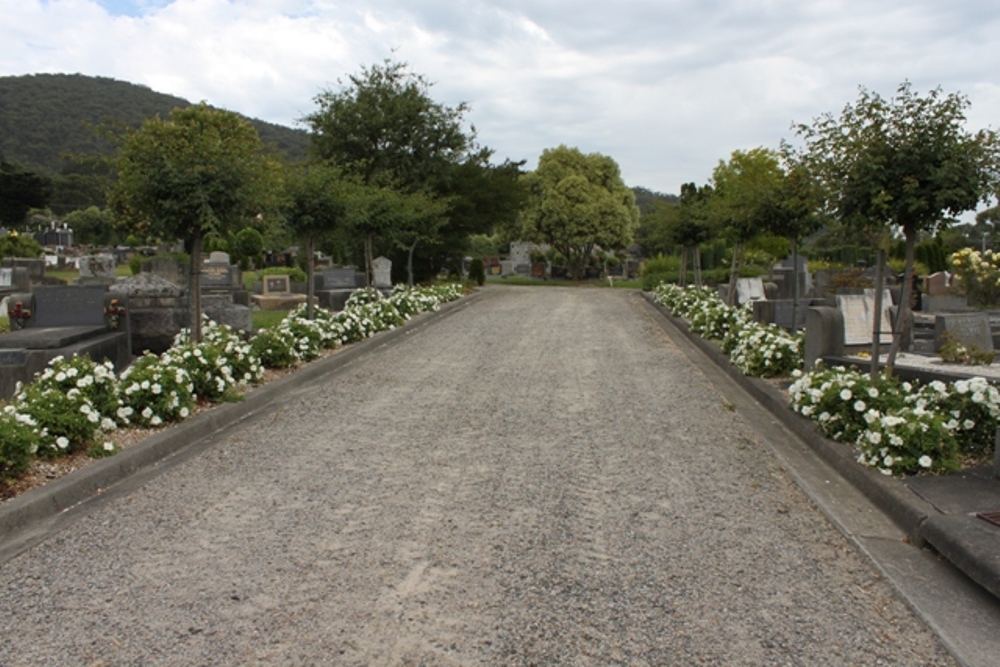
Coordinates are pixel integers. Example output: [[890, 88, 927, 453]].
[[650, 282, 999, 476], [0, 284, 464, 489]]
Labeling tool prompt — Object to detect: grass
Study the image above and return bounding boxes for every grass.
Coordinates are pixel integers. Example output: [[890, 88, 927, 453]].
[[0, 316, 8, 334], [252, 309, 291, 330]]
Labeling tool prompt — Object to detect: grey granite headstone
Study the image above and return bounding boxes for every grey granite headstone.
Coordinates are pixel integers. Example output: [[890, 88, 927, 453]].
[[935, 312, 994, 353], [0, 268, 10, 288], [200, 261, 235, 289], [208, 251, 231, 264], [316, 267, 362, 290], [32, 285, 108, 328], [78, 254, 116, 280]]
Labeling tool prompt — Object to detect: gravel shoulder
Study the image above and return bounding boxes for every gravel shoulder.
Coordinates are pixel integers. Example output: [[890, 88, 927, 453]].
[[0, 286, 956, 665]]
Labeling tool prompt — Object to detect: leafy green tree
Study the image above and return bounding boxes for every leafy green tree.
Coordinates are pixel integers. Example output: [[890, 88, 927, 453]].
[[305, 60, 480, 279], [636, 199, 678, 259], [519, 145, 639, 280], [63, 206, 116, 246], [108, 103, 277, 341], [0, 162, 51, 227], [281, 161, 351, 318], [232, 227, 264, 272], [709, 148, 784, 304], [0, 230, 43, 261], [793, 82, 1000, 372]]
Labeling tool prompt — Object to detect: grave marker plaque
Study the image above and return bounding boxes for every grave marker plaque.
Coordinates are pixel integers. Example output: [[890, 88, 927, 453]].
[[836, 292, 892, 345], [934, 312, 994, 353], [736, 277, 766, 305], [0, 268, 10, 288], [263, 275, 291, 295]]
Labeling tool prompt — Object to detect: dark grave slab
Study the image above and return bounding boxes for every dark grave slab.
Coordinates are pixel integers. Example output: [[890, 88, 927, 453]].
[[316, 267, 362, 290], [200, 262, 236, 289], [935, 312, 993, 353], [32, 285, 108, 327], [0, 349, 27, 365], [0, 325, 108, 349]]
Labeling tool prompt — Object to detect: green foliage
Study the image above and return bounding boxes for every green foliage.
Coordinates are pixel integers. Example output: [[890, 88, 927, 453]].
[[468, 258, 486, 285], [0, 162, 52, 227], [0, 231, 43, 261], [950, 248, 1000, 306], [232, 227, 264, 271], [117, 353, 196, 427], [519, 145, 640, 280], [938, 334, 996, 366], [63, 206, 117, 246], [466, 234, 500, 259], [0, 405, 40, 482]]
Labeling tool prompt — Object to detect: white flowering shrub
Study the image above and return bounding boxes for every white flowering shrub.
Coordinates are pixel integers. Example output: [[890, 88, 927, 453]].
[[118, 353, 196, 427], [17, 355, 121, 427], [16, 385, 103, 457], [0, 404, 41, 480], [249, 327, 300, 368], [855, 406, 958, 476], [905, 377, 1000, 457], [200, 319, 265, 386], [727, 320, 803, 378]]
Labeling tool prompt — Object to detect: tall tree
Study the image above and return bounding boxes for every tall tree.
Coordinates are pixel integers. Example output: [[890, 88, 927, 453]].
[[519, 145, 639, 280], [0, 162, 51, 227], [709, 148, 784, 305], [282, 161, 350, 318], [674, 182, 713, 286], [305, 60, 478, 278], [792, 82, 1000, 372], [108, 103, 277, 341]]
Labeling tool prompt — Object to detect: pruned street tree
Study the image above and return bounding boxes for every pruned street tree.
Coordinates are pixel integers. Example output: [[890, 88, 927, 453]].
[[519, 145, 639, 280], [792, 82, 1000, 374], [108, 103, 277, 341], [675, 182, 713, 286], [709, 148, 784, 305]]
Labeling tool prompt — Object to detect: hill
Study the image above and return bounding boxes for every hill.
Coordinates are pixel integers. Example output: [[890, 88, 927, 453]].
[[0, 73, 311, 214]]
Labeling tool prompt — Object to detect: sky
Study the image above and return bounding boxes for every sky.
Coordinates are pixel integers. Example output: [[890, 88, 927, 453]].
[[3, 0, 999, 208]]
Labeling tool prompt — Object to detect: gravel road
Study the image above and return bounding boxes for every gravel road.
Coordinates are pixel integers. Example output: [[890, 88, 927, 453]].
[[0, 286, 956, 665]]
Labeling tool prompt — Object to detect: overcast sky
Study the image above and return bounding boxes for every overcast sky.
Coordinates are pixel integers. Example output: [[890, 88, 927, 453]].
[[3, 0, 999, 208]]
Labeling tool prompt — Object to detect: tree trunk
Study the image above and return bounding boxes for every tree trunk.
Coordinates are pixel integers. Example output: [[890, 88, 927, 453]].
[[886, 227, 916, 376], [679, 249, 688, 287], [693, 246, 703, 287], [725, 242, 742, 307], [364, 234, 374, 287], [407, 239, 417, 288], [790, 239, 799, 334], [305, 234, 315, 320], [190, 229, 203, 343], [870, 246, 886, 380]]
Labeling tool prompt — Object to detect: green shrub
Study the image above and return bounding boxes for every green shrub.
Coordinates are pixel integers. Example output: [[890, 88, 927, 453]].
[[0, 405, 40, 481], [468, 258, 486, 285]]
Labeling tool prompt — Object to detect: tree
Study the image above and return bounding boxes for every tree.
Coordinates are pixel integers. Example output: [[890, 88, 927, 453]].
[[674, 183, 714, 286], [792, 82, 1000, 373], [304, 59, 478, 279], [282, 161, 351, 318], [635, 199, 679, 259], [519, 145, 639, 280], [709, 148, 784, 305], [0, 162, 51, 227], [63, 206, 116, 246], [108, 103, 277, 341]]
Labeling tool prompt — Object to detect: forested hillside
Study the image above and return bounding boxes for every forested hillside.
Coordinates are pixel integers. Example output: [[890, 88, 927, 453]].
[[0, 73, 310, 214]]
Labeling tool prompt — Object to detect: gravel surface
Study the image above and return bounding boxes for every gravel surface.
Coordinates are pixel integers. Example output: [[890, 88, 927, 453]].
[[0, 286, 956, 665]]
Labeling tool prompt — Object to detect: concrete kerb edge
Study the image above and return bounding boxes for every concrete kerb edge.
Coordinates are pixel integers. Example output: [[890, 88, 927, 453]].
[[0, 290, 483, 542], [640, 293, 934, 541]]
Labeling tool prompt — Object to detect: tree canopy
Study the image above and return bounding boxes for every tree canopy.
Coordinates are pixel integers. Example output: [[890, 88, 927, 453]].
[[792, 82, 1000, 370], [519, 145, 639, 280], [108, 103, 278, 340], [0, 161, 51, 227]]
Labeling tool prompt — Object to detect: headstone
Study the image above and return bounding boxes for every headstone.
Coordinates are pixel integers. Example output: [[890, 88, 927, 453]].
[[142, 257, 188, 289], [208, 251, 231, 264], [315, 267, 362, 290], [32, 285, 109, 328], [836, 292, 893, 345], [925, 271, 951, 297], [735, 277, 766, 305], [804, 306, 846, 370], [263, 274, 291, 295], [2, 258, 45, 281], [935, 312, 994, 353], [373, 256, 392, 289], [200, 260, 236, 289], [78, 254, 116, 280], [0, 268, 10, 288]]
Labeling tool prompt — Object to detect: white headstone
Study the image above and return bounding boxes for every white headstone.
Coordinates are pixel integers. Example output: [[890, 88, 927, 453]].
[[735, 277, 766, 305], [0, 268, 11, 288], [836, 291, 893, 345], [373, 256, 392, 289]]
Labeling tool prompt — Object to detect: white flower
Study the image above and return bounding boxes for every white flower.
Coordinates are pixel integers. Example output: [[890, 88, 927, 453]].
[[840, 389, 852, 400], [142, 407, 153, 419], [963, 419, 976, 430], [152, 383, 162, 395], [868, 431, 882, 445], [56, 436, 69, 449], [919, 455, 933, 468], [179, 407, 190, 418], [103, 441, 115, 452], [150, 415, 162, 426], [854, 400, 866, 413], [883, 454, 894, 467], [55, 372, 67, 382], [868, 387, 879, 398]]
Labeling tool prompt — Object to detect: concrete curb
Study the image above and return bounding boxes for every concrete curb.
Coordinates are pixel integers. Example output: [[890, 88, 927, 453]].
[[0, 291, 483, 547], [641, 292, 1000, 601]]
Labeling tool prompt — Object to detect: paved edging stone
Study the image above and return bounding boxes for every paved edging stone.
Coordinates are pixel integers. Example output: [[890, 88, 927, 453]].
[[0, 292, 482, 546], [642, 292, 1000, 602]]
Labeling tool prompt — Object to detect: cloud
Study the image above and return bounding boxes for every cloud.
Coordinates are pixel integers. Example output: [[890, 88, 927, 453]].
[[3, 0, 999, 199]]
